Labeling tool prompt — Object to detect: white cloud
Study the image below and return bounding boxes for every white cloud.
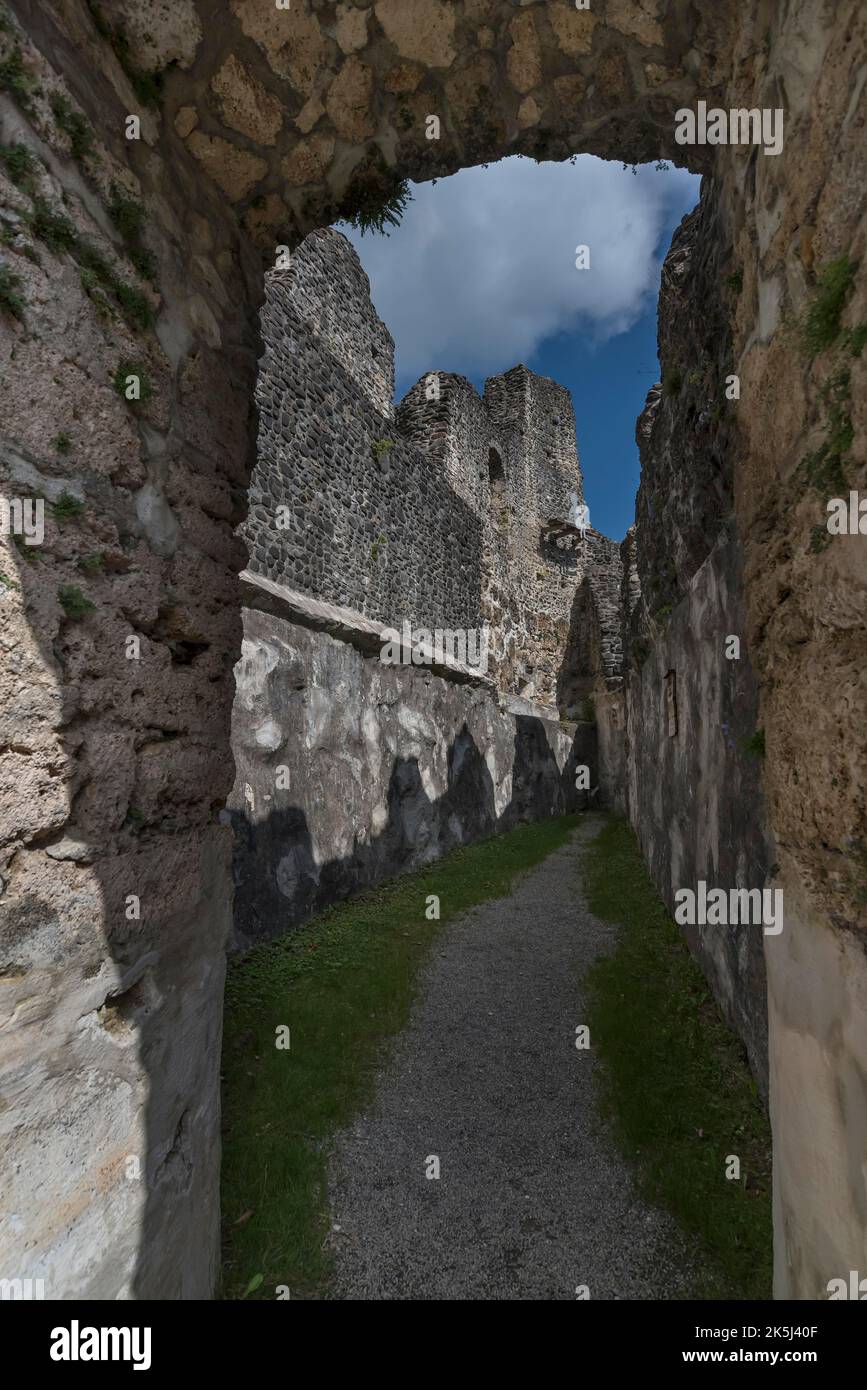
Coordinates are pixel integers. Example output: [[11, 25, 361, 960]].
[[340, 155, 700, 386]]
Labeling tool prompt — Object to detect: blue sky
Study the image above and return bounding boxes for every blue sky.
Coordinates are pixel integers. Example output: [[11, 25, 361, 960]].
[[340, 155, 700, 541]]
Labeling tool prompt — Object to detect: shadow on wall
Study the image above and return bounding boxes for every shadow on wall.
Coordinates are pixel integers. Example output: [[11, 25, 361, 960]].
[[229, 715, 586, 946]]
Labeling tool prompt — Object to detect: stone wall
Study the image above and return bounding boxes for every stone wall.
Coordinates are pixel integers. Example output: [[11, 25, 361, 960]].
[[244, 227, 589, 707], [1, 0, 865, 1303], [229, 594, 583, 950], [592, 186, 772, 1092]]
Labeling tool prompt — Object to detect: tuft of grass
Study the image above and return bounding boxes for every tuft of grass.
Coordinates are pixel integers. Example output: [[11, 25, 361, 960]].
[[113, 359, 153, 402], [370, 438, 394, 463], [725, 269, 743, 294], [50, 92, 94, 161], [583, 818, 772, 1300], [114, 280, 153, 330], [28, 197, 77, 254], [77, 553, 104, 574], [50, 489, 85, 522], [0, 44, 38, 111], [800, 256, 856, 359], [58, 583, 95, 618], [0, 141, 39, 193], [107, 186, 146, 243], [799, 365, 854, 495], [340, 152, 412, 235], [221, 812, 579, 1300], [0, 261, 24, 319], [53, 431, 72, 454]]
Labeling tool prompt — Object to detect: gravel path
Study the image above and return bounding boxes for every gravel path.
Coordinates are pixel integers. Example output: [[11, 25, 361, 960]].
[[326, 818, 697, 1300]]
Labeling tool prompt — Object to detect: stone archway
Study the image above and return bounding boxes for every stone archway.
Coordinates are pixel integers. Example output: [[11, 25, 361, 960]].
[[0, 0, 864, 1300]]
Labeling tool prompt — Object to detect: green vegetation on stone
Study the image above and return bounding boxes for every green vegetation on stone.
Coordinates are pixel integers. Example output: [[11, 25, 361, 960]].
[[0, 141, 38, 193], [50, 490, 85, 522], [800, 256, 856, 360], [0, 45, 38, 111], [50, 92, 94, 162], [113, 359, 153, 402], [58, 584, 95, 618], [0, 261, 24, 319], [28, 197, 77, 254], [221, 812, 579, 1300], [583, 818, 772, 1300], [340, 153, 412, 235]]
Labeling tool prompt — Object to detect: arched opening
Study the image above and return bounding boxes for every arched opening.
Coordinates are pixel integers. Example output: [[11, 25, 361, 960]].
[[2, 0, 862, 1309]]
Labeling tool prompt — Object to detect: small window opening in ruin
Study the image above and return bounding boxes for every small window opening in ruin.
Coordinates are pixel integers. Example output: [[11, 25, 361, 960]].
[[664, 670, 678, 737], [488, 446, 506, 497]]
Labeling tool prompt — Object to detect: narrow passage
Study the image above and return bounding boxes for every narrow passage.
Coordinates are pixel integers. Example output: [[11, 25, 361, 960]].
[[326, 818, 698, 1300]]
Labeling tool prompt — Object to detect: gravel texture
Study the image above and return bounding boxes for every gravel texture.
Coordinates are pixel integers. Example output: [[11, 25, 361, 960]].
[[326, 818, 698, 1300]]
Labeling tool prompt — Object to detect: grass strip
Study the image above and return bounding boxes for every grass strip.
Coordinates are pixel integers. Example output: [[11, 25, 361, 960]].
[[583, 816, 772, 1300], [221, 811, 579, 1299]]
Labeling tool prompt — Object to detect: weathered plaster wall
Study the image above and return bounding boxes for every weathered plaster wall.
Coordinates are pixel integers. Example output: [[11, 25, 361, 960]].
[[229, 599, 582, 950]]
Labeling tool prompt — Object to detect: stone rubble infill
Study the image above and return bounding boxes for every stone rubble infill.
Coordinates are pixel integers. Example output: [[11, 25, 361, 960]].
[[325, 819, 699, 1300]]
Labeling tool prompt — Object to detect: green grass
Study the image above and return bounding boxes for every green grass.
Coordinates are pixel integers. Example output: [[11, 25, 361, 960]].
[[58, 583, 95, 618], [50, 489, 85, 522], [583, 818, 772, 1299], [0, 141, 39, 192], [221, 812, 579, 1301], [0, 44, 38, 111], [113, 359, 153, 402], [801, 256, 856, 359], [50, 92, 93, 161], [340, 152, 412, 235]]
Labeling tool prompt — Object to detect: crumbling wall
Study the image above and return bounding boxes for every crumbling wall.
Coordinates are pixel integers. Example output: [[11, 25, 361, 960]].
[[1, 0, 864, 1305], [245, 229, 587, 706]]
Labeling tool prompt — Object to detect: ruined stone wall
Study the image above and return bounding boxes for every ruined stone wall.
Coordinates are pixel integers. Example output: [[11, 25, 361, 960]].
[[1, 0, 865, 1305], [595, 184, 772, 1092], [245, 227, 587, 707]]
